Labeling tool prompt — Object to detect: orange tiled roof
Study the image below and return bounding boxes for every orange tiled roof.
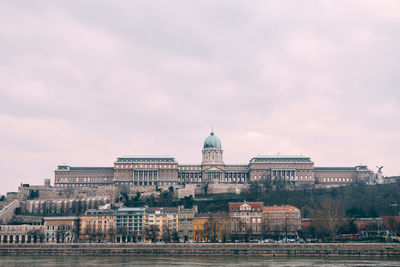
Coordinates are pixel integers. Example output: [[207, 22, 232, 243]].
[[229, 202, 263, 210], [262, 205, 298, 211]]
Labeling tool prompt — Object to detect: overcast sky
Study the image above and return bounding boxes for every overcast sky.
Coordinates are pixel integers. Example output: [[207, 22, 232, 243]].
[[1, 1, 399, 194]]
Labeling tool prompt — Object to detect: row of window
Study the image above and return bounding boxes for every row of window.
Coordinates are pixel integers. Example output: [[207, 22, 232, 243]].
[[321, 177, 352, 183], [116, 164, 177, 169]]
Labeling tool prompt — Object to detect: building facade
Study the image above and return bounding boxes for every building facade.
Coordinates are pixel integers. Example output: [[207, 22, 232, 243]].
[[229, 202, 263, 239], [115, 207, 145, 243], [193, 212, 231, 242], [54, 131, 375, 188], [262, 205, 301, 236], [178, 206, 197, 242], [0, 224, 44, 244], [143, 207, 178, 242], [80, 209, 115, 243], [44, 216, 79, 243]]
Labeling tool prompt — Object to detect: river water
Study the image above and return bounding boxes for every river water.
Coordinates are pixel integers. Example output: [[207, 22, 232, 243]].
[[0, 256, 399, 267]]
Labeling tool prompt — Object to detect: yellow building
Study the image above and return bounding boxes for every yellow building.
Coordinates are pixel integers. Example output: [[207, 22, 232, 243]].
[[193, 213, 208, 242], [194, 212, 230, 242], [44, 216, 79, 243], [143, 207, 178, 242], [80, 209, 116, 243], [262, 206, 301, 236]]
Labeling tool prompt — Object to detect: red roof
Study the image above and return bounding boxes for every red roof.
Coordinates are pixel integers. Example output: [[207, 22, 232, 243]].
[[301, 219, 313, 227], [262, 205, 298, 211], [229, 202, 263, 210]]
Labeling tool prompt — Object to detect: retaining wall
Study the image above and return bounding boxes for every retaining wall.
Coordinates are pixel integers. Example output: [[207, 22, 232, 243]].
[[0, 243, 399, 257]]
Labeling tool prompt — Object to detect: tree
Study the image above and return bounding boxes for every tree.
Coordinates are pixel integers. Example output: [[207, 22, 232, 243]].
[[220, 214, 231, 243], [341, 219, 358, 235], [313, 199, 346, 241], [72, 217, 80, 243], [127, 229, 138, 243], [132, 191, 141, 201], [160, 190, 173, 203], [204, 217, 219, 242], [117, 185, 130, 202], [95, 229, 104, 243], [143, 225, 160, 243], [204, 183, 209, 195], [168, 186, 174, 194], [161, 224, 171, 243], [171, 229, 179, 243], [145, 195, 156, 207], [180, 195, 194, 209], [28, 190, 40, 200], [28, 229, 44, 243], [247, 182, 262, 199], [116, 226, 127, 243], [260, 220, 271, 240], [56, 229, 67, 243], [84, 224, 96, 243], [261, 175, 273, 192], [63, 187, 74, 199], [107, 227, 116, 243], [300, 206, 314, 219]]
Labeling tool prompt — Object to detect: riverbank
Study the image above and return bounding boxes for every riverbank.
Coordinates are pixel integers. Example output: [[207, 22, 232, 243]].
[[0, 243, 399, 257]]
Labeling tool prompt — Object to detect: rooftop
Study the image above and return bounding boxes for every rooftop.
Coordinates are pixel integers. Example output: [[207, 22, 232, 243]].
[[116, 155, 176, 163], [229, 202, 263, 210], [145, 207, 178, 214], [262, 205, 299, 211], [116, 207, 146, 214], [250, 155, 312, 163], [315, 167, 357, 171], [56, 166, 113, 171], [203, 132, 222, 149], [85, 209, 114, 216]]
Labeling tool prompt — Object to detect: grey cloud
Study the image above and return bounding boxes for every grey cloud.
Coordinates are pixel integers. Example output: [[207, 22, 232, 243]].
[[0, 0, 399, 193]]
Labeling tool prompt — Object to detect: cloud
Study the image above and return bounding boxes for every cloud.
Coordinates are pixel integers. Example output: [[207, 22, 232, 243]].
[[0, 0, 399, 194]]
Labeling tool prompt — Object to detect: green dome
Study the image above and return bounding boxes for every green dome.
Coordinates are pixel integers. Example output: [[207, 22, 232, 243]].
[[203, 132, 222, 149]]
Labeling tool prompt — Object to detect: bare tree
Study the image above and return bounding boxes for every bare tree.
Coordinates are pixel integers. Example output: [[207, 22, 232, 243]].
[[63, 187, 74, 199], [220, 213, 231, 243], [107, 227, 116, 243], [116, 226, 127, 243], [313, 199, 346, 241], [203, 213, 231, 242], [127, 229, 138, 243], [260, 220, 271, 240], [72, 218, 80, 243], [95, 228, 104, 243], [171, 229, 179, 243], [204, 217, 218, 242], [56, 229, 67, 243], [143, 225, 160, 243], [84, 224, 96, 243], [161, 224, 171, 243], [28, 229, 44, 243]]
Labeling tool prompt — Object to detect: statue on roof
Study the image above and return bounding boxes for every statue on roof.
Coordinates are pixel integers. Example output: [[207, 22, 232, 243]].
[[375, 166, 384, 184], [376, 166, 384, 173]]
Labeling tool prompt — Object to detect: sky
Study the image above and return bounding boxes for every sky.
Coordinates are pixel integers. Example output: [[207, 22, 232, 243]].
[[0, 1, 400, 194]]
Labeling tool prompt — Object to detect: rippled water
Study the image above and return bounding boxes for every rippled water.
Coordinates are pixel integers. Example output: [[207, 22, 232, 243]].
[[0, 256, 399, 267]]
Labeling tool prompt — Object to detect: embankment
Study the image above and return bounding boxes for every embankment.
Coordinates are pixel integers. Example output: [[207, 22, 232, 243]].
[[0, 243, 399, 257]]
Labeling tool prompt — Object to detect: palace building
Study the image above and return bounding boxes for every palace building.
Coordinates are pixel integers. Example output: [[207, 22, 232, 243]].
[[54, 131, 375, 188]]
